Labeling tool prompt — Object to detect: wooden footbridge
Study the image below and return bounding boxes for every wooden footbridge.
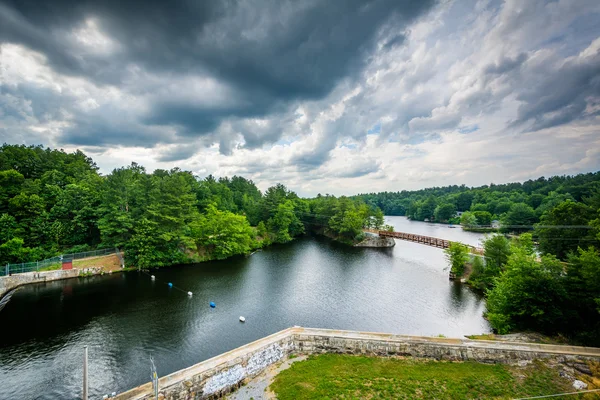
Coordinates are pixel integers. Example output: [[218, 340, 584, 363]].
[[364, 229, 484, 255]]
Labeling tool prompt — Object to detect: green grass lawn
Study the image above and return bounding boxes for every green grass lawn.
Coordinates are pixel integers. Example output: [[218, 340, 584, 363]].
[[270, 354, 586, 400]]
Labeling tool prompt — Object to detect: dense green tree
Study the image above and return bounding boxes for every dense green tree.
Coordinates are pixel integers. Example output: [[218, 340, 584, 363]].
[[190, 204, 256, 259], [417, 196, 437, 221], [367, 208, 385, 228], [456, 191, 474, 212], [444, 242, 470, 277], [268, 200, 301, 243], [472, 211, 492, 226], [536, 200, 596, 260], [0, 213, 17, 243], [434, 203, 456, 222], [469, 234, 511, 290], [486, 249, 567, 334], [0, 169, 25, 213], [565, 248, 600, 344], [501, 203, 536, 233], [470, 203, 489, 212], [493, 201, 512, 216], [460, 211, 478, 227]]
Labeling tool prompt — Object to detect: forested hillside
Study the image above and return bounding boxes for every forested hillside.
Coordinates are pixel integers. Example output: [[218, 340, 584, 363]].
[[0, 144, 382, 267], [357, 173, 600, 223]]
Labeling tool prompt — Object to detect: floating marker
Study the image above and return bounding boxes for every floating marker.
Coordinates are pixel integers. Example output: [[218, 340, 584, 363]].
[[187, 291, 193, 296], [151, 275, 155, 280], [168, 282, 173, 288], [239, 316, 246, 322], [209, 301, 216, 308]]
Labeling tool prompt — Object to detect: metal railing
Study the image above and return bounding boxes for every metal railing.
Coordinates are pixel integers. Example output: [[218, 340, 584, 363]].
[[1, 248, 117, 277]]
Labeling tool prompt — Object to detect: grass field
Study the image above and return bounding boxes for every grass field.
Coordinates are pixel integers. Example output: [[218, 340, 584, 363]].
[[270, 354, 593, 400]]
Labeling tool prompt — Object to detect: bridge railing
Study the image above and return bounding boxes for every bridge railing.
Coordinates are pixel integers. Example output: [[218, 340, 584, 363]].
[[369, 229, 482, 253], [1, 248, 117, 277]]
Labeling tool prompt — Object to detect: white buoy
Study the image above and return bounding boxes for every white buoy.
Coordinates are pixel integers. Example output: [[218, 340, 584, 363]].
[[239, 316, 246, 322], [188, 291, 193, 296], [151, 275, 155, 280]]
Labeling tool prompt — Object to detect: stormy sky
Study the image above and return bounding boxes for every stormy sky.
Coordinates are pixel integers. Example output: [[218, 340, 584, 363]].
[[1, 0, 599, 196]]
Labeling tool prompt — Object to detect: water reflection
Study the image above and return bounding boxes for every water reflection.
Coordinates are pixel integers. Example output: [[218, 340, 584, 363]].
[[0, 220, 490, 399]]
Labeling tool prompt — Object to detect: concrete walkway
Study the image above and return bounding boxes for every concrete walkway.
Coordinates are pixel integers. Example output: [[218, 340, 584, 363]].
[[227, 355, 307, 400]]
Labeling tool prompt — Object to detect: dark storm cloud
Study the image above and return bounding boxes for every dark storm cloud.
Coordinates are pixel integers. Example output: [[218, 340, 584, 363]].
[[484, 53, 527, 75], [334, 162, 380, 178], [510, 46, 600, 131], [155, 145, 198, 163], [0, 0, 438, 150]]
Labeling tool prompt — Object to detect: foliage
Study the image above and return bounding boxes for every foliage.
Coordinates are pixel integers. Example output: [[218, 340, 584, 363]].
[[270, 354, 574, 400], [444, 242, 470, 277], [469, 234, 511, 290], [434, 203, 456, 222], [190, 204, 256, 259], [460, 211, 477, 227], [536, 200, 596, 260], [472, 211, 492, 226], [564, 247, 600, 345], [0, 144, 382, 267], [468, 256, 486, 290], [268, 200, 303, 243], [354, 172, 600, 230], [307, 194, 380, 244], [501, 203, 537, 233], [486, 249, 567, 334]]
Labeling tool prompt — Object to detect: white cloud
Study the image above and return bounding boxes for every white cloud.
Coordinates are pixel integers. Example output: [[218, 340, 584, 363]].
[[1, 0, 599, 196]]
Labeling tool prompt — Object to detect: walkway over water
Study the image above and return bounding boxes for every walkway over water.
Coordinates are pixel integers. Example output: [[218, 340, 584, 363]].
[[365, 228, 484, 254]]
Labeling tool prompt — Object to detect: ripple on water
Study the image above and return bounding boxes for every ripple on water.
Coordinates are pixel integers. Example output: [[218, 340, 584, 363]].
[[0, 228, 490, 399]]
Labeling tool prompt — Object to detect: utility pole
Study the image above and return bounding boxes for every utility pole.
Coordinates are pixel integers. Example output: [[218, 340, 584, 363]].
[[150, 356, 158, 399], [83, 346, 88, 400]]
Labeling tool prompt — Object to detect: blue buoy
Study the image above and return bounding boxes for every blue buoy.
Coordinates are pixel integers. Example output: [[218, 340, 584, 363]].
[[209, 301, 216, 308], [168, 282, 173, 288]]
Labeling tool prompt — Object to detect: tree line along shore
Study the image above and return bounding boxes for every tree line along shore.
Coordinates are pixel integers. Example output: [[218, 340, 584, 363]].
[[1, 144, 599, 345]]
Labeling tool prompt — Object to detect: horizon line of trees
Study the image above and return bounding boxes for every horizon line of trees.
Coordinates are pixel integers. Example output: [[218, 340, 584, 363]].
[[0, 144, 383, 267], [444, 181, 600, 346]]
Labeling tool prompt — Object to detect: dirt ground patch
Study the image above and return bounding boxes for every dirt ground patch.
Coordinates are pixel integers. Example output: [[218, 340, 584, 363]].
[[73, 254, 122, 272]]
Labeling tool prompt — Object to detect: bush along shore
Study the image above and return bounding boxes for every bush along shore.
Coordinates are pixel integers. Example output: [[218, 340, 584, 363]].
[[445, 229, 600, 347], [0, 144, 387, 272]]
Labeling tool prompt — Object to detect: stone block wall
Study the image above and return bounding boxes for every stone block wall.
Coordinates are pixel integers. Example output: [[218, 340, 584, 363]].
[[0, 267, 104, 299], [115, 327, 600, 400], [115, 328, 297, 400]]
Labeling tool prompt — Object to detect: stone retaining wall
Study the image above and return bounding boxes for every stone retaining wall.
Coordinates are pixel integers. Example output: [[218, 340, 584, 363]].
[[115, 327, 600, 400], [0, 267, 104, 299]]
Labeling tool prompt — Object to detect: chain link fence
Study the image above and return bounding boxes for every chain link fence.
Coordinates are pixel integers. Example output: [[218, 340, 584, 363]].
[[1, 248, 117, 277]]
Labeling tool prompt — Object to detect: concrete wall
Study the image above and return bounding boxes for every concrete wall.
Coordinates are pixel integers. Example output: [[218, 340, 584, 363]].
[[115, 327, 600, 400], [0, 267, 103, 299], [115, 328, 297, 400]]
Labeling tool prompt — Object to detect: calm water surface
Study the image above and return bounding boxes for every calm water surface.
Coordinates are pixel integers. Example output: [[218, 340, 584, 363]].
[[0, 217, 490, 399]]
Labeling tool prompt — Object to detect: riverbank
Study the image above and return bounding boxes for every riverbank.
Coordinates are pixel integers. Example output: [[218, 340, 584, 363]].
[[0, 228, 491, 399], [113, 326, 600, 400], [0, 253, 123, 299]]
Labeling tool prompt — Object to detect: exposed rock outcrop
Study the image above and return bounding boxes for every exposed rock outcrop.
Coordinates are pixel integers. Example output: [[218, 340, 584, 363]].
[[354, 236, 395, 248]]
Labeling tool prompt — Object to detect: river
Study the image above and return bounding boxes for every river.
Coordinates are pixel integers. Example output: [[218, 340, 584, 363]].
[[0, 217, 490, 399]]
